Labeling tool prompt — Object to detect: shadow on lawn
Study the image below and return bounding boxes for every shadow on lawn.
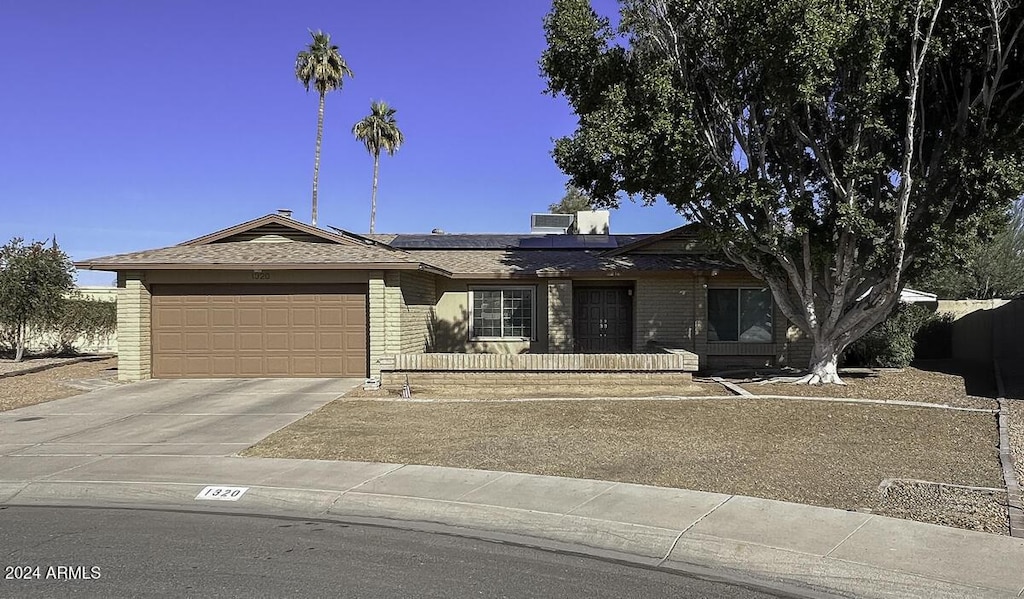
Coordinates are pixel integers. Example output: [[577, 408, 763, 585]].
[[911, 359, 998, 398]]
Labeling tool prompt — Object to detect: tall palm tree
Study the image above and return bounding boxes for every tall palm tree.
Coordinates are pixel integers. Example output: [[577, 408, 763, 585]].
[[295, 30, 353, 226], [352, 101, 404, 233]]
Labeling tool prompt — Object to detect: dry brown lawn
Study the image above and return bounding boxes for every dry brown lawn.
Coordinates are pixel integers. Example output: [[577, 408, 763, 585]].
[[244, 397, 1002, 513], [740, 361, 996, 409], [0, 357, 117, 411]]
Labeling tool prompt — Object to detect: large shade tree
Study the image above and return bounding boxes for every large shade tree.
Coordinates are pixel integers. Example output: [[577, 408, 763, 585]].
[[352, 101, 405, 234], [543, 0, 1024, 383], [295, 30, 353, 227]]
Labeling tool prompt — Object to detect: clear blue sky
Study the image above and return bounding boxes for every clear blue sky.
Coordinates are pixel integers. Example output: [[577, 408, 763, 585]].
[[0, 1, 683, 285]]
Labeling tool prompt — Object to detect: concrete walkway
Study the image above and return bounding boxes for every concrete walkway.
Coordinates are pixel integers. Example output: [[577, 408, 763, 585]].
[[2, 382, 1023, 598]]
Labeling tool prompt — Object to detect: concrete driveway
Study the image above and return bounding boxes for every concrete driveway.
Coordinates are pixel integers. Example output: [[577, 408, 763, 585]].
[[0, 378, 360, 459]]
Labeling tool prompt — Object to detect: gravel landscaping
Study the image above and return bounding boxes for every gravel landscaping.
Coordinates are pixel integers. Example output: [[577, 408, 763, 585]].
[[245, 397, 1004, 532], [1010, 401, 1024, 488], [0, 356, 93, 377], [875, 479, 1008, 535], [739, 361, 996, 410], [0, 357, 118, 411]]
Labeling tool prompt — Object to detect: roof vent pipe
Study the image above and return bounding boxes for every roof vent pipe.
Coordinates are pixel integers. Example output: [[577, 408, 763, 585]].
[[277, 209, 293, 218]]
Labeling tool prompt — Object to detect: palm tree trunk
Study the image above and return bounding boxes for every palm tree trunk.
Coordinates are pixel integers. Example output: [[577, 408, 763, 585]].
[[369, 152, 381, 233], [311, 92, 326, 226]]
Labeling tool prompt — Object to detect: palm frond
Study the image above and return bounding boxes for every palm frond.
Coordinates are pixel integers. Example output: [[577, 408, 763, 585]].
[[294, 30, 353, 94], [352, 100, 405, 156]]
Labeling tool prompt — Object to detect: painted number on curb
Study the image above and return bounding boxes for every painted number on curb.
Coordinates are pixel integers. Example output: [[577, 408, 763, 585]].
[[195, 485, 249, 501]]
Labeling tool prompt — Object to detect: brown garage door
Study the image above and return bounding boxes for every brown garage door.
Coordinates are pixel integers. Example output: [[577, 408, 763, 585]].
[[151, 284, 367, 378]]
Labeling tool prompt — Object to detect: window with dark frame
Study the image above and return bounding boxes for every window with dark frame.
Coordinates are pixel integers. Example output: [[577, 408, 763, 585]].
[[470, 287, 534, 340], [707, 288, 773, 342]]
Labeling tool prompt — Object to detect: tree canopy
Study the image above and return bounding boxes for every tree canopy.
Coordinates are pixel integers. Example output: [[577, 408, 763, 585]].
[[549, 183, 594, 214], [0, 238, 76, 361], [542, 0, 1024, 382], [913, 199, 1024, 298]]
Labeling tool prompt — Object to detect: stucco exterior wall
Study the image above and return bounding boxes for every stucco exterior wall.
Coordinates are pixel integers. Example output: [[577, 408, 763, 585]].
[[431, 279, 549, 354], [116, 272, 151, 381]]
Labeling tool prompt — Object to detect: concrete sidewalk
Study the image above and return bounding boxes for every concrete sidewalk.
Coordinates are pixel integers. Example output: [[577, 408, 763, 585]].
[[1, 453, 1022, 598]]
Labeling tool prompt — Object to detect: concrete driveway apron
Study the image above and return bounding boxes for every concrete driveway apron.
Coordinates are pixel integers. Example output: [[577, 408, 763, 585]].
[[0, 378, 359, 464]]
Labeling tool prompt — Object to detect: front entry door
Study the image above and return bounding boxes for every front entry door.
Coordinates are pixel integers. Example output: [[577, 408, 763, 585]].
[[573, 287, 633, 353]]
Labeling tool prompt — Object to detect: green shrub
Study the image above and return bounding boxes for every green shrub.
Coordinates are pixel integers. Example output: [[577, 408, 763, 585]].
[[45, 298, 116, 355], [843, 304, 938, 368]]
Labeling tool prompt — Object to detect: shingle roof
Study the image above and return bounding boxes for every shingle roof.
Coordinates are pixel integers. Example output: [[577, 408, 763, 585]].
[[77, 241, 432, 270]]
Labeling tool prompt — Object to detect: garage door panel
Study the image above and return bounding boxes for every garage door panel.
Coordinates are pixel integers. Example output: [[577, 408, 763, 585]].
[[237, 308, 263, 326], [266, 308, 291, 326], [290, 307, 315, 326], [152, 284, 367, 378], [210, 309, 236, 327], [153, 332, 183, 352], [184, 333, 211, 351], [292, 356, 319, 375], [238, 332, 264, 351], [265, 332, 289, 351]]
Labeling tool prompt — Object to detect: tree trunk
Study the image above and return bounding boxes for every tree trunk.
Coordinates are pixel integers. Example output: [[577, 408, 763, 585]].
[[311, 92, 326, 227], [796, 339, 845, 385], [13, 322, 25, 363], [369, 152, 380, 233]]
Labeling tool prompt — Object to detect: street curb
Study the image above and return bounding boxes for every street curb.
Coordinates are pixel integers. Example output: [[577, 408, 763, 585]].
[[0, 355, 113, 380], [2, 478, 1020, 599], [0, 481, 1015, 597], [994, 361, 1024, 538]]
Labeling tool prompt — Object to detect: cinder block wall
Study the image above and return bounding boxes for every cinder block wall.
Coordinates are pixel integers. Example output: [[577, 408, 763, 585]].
[[547, 280, 572, 352], [633, 277, 697, 352], [116, 272, 151, 381], [399, 271, 437, 354]]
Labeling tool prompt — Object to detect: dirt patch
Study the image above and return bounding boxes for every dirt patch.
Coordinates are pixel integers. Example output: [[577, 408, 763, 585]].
[[346, 382, 721, 400], [739, 361, 996, 409], [0, 357, 118, 412], [875, 479, 1008, 535], [244, 398, 1002, 527]]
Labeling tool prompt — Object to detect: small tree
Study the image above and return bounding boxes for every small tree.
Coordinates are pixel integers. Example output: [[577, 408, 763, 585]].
[[0, 238, 76, 361], [548, 183, 594, 214]]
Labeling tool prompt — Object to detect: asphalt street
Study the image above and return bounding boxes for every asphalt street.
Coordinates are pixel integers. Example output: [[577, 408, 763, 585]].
[[0, 506, 795, 598]]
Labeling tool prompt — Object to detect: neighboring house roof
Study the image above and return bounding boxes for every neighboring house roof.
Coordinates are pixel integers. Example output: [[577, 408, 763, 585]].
[[901, 288, 938, 303]]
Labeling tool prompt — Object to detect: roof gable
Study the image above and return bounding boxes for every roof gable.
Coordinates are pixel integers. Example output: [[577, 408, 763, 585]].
[[180, 214, 387, 248]]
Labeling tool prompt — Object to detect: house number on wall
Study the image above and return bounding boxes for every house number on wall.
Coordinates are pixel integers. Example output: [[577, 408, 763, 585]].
[[252, 271, 271, 280]]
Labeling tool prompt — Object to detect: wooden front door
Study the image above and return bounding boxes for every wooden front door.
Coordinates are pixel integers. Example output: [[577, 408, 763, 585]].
[[573, 287, 633, 353]]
